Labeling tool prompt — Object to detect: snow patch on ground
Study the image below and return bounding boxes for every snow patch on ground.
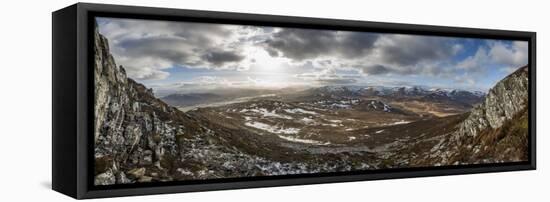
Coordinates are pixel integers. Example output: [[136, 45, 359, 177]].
[[176, 168, 194, 176], [382, 120, 410, 126], [278, 135, 330, 145], [301, 117, 315, 124], [245, 121, 300, 134], [241, 108, 292, 119], [383, 103, 391, 112], [329, 103, 350, 109], [284, 108, 317, 115], [389, 120, 411, 125], [375, 130, 385, 134], [321, 123, 339, 127]]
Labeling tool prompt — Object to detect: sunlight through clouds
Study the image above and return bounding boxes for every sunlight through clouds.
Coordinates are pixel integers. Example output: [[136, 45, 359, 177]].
[[96, 17, 528, 93]]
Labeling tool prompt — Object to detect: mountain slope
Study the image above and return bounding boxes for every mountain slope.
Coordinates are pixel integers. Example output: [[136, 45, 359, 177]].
[[407, 66, 529, 166], [446, 66, 529, 164], [94, 24, 214, 185]]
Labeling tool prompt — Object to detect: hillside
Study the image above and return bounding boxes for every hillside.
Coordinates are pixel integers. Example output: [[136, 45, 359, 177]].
[[390, 66, 529, 166], [429, 66, 529, 165], [94, 24, 214, 185]]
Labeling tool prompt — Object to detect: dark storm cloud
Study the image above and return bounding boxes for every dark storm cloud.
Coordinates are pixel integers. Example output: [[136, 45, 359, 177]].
[[201, 50, 245, 66], [339, 32, 379, 58], [171, 23, 233, 43], [116, 35, 246, 70], [263, 28, 460, 78], [264, 28, 379, 61], [357, 62, 454, 77], [97, 18, 248, 80], [114, 26, 244, 67], [265, 29, 336, 60], [262, 27, 457, 70], [376, 35, 460, 66], [118, 36, 195, 65], [265, 47, 280, 57], [360, 64, 392, 75]]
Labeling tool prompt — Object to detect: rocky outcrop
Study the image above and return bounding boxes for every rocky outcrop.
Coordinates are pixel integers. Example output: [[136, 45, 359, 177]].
[[423, 66, 529, 165], [455, 66, 528, 140], [93, 24, 200, 185]]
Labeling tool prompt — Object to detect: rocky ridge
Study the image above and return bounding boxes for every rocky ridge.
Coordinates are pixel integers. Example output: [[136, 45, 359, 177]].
[[94, 24, 204, 185], [413, 66, 529, 165]]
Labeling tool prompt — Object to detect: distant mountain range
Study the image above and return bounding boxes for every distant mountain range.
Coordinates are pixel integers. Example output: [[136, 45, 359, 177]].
[[160, 85, 486, 108], [310, 85, 485, 100]]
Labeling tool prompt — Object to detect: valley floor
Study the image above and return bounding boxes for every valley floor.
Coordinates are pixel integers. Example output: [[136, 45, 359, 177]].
[[167, 96, 470, 180]]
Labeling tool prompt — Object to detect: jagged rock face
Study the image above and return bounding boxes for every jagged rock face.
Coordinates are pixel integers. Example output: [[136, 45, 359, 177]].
[[423, 66, 529, 165], [454, 66, 528, 141], [94, 25, 187, 185], [482, 67, 529, 128]]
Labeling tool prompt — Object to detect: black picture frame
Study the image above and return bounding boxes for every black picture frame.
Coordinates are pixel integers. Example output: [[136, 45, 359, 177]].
[[52, 3, 536, 199]]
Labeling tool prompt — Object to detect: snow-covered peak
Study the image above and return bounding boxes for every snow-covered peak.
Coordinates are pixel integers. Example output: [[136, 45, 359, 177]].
[[315, 85, 486, 99]]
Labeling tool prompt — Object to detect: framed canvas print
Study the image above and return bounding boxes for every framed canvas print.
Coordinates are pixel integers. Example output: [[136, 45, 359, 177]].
[[52, 3, 536, 199]]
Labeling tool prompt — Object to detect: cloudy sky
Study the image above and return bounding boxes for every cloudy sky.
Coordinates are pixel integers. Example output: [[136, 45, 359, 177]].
[[96, 17, 528, 95]]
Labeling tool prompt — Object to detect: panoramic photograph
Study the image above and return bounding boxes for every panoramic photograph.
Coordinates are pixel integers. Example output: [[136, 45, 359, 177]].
[[93, 17, 529, 185]]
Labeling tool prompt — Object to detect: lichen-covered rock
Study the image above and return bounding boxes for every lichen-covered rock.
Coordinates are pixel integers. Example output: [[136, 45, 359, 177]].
[[94, 170, 116, 185], [116, 171, 133, 184], [138, 176, 153, 183], [127, 168, 146, 179], [140, 150, 153, 166]]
